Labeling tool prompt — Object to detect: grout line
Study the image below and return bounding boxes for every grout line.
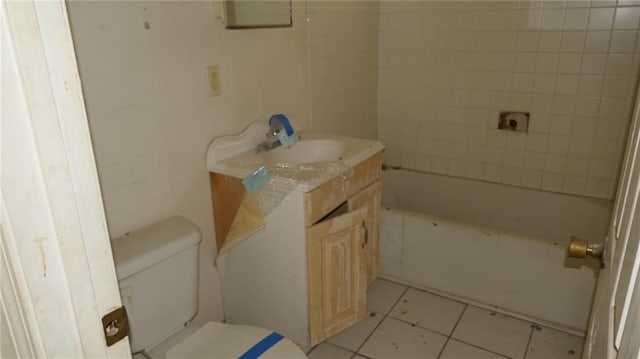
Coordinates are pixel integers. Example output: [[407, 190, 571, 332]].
[[352, 313, 385, 356], [352, 285, 410, 357], [385, 315, 457, 338], [446, 338, 513, 359], [378, 275, 585, 337], [436, 303, 468, 359], [522, 325, 536, 359], [404, 280, 471, 307], [361, 279, 572, 359], [386, 285, 410, 315], [315, 342, 359, 358]]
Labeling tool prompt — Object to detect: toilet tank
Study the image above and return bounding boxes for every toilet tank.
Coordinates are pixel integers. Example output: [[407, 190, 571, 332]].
[[111, 216, 201, 353]]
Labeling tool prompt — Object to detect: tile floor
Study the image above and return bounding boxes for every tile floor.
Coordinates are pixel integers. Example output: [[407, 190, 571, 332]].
[[308, 278, 584, 359]]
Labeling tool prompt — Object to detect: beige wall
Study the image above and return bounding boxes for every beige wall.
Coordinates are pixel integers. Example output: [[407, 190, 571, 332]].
[[67, 0, 310, 324], [378, 1, 640, 199], [308, 1, 379, 139]]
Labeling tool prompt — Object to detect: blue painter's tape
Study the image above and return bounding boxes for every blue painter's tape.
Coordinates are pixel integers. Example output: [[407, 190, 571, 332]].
[[276, 130, 299, 149], [269, 114, 294, 136], [238, 332, 284, 359], [242, 166, 270, 194]]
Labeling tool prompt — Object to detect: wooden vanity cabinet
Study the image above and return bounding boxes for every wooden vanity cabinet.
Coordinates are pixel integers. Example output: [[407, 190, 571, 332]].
[[348, 179, 382, 285], [305, 152, 382, 345], [211, 151, 383, 348], [307, 207, 368, 344]]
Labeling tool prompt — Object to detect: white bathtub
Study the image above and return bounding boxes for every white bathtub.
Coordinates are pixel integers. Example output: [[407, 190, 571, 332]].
[[379, 169, 613, 333]]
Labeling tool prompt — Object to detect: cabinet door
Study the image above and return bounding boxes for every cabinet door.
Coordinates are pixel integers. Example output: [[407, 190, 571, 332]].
[[348, 180, 381, 285], [307, 207, 368, 345]]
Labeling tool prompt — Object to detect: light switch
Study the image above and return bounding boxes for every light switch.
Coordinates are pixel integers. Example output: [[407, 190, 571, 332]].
[[207, 65, 221, 96]]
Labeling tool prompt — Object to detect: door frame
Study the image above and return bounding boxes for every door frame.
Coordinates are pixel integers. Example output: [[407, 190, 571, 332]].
[[583, 62, 640, 358], [1, 0, 130, 357]]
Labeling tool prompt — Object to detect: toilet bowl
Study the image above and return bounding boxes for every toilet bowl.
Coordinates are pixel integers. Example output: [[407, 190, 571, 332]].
[[148, 321, 306, 359], [110, 216, 306, 358]]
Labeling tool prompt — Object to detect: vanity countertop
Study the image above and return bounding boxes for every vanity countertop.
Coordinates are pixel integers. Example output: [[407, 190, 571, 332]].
[[207, 123, 384, 193]]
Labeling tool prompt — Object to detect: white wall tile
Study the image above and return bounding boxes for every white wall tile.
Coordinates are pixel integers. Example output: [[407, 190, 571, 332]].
[[609, 31, 638, 52], [584, 30, 611, 52], [518, 31, 541, 51], [569, 137, 594, 156], [496, 31, 519, 51], [548, 134, 571, 154], [542, 8, 567, 29], [588, 8, 615, 30], [565, 157, 589, 176], [539, 31, 564, 51], [579, 75, 604, 96], [603, 76, 632, 96], [536, 53, 561, 73], [310, 1, 378, 139], [503, 166, 524, 185], [545, 154, 568, 173], [606, 54, 634, 75], [494, 52, 517, 71], [552, 95, 577, 115], [558, 53, 584, 73], [582, 53, 608, 73], [522, 169, 544, 188], [550, 115, 574, 134], [555, 74, 581, 94], [527, 133, 551, 151], [614, 7, 640, 29], [378, 1, 635, 199], [532, 94, 555, 113], [542, 172, 565, 191], [560, 31, 587, 51], [564, 8, 590, 30], [534, 74, 558, 93], [504, 149, 526, 166], [575, 96, 601, 116], [524, 151, 545, 171], [563, 175, 587, 194]]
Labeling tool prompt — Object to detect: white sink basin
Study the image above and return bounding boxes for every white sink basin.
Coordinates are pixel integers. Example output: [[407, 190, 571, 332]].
[[265, 139, 347, 164], [207, 122, 385, 192]]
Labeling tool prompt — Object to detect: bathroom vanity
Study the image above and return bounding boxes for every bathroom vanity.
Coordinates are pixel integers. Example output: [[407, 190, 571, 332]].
[[206, 122, 384, 347]]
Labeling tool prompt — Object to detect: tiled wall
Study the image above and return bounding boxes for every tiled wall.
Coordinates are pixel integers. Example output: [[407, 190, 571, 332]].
[[308, 1, 379, 139], [378, 1, 640, 199]]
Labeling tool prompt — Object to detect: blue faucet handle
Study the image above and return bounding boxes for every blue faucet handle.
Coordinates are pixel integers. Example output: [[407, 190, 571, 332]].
[[269, 114, 294, 136]]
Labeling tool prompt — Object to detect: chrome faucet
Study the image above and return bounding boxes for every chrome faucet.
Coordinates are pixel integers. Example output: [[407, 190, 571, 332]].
[[256, 116, 286, 152]]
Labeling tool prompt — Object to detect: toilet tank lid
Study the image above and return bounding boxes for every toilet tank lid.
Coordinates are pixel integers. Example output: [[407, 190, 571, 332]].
[[111, 216, 201, 280]]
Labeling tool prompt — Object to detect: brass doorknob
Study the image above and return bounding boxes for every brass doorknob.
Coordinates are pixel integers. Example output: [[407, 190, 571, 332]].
[[568, 236, 605, 259]]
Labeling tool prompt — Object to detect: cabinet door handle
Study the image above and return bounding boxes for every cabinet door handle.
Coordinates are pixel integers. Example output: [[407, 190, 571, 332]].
[[361, 221, 368, 249]]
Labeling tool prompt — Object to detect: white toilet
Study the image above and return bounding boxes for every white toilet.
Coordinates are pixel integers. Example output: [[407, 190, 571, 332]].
[[111, 216, 307, 358]]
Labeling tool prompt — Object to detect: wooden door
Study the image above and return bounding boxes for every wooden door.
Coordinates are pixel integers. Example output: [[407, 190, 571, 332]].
[[1, 1, 130, 357], [583, 80, 640, 358], [348, 180, 382, 285], [307, 207, 368, 345]]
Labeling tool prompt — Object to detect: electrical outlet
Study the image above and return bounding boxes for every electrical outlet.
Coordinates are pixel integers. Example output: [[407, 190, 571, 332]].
[[498, 111, 529, 132], [207, 65, 221, 96]]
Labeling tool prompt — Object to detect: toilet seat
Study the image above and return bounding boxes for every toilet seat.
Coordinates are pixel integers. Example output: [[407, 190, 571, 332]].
[[163, 322, 307, 359]]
